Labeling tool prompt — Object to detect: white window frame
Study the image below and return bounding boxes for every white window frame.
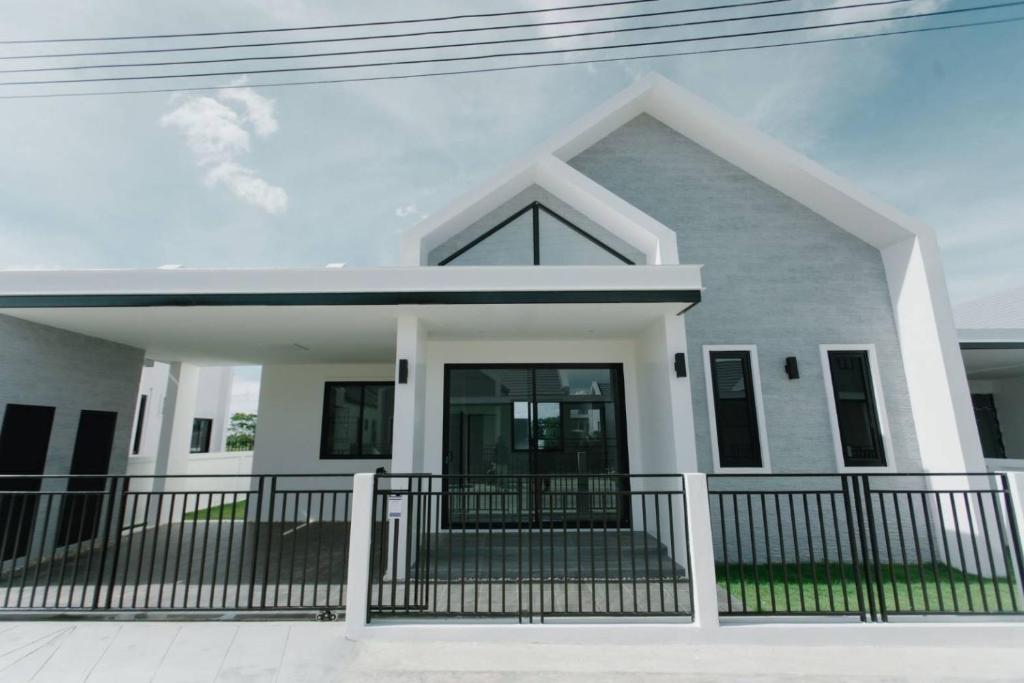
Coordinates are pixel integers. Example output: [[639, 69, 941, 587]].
[[819, 343, 897, 473], [703, 345, 772, 474]]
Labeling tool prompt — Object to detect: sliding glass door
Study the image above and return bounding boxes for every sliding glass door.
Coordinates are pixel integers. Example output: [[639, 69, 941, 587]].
[[443, 364, 628, 528]]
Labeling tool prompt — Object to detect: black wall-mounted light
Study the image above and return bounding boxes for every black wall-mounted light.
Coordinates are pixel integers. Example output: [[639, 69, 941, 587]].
[[674, 353, 687, 378], [398, 358, 409, 384], [785, 356, 800, 380]]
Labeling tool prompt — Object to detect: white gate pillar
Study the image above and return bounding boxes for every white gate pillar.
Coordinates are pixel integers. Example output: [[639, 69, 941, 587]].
[[344, 472, 375, 635], [684, 473, 720, 629]]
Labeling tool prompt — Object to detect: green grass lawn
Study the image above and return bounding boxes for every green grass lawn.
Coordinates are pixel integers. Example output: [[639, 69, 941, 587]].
[[716, 562, 1021, 615], [183, 498, 247, 521]]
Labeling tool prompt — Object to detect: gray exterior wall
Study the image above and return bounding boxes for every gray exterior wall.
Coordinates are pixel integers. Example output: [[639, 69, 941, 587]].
[[0, 314, 145, 478], [427, 184, 646, 266], [569, 114, 921, 473]]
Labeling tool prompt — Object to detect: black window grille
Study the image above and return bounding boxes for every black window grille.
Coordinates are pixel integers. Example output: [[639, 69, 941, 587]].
[[827, 350, 886, 467], [709, 350, 763, 468], [320, 382, 395, 459]]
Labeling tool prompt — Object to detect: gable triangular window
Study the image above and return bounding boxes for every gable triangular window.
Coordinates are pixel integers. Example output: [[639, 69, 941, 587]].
[[440, 202, 634, 266]]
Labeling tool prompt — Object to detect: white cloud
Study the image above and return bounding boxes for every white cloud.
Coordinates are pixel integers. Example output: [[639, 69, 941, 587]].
[[218, 86, 279, 137], [395, 203, 424, 219], [160, 96, 250, 164], [205, 161, 288, 214], [161, 88, 286, 213]]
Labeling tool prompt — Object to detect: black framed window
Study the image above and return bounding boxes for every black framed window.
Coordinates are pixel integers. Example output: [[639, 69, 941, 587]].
[[190, 418, 213, 454], [132, 395, 147, 455], [709, 350, 763, 468], [972, 393, 1006, 460], [320, 382, 395, 459], [827, 350, 886, 467], [439, 202, 635, 266]]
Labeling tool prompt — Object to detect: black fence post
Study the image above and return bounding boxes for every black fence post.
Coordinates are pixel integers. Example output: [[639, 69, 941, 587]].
[[247, 475, 266, 609], [260, 475, 277, 609], [999, 474, 1024, 605], [103, 476, 131, 609], [91, 476, 121, 610], [848, 475, 879, 621], [861, 475, 888, 622], [840, 475, 869, 622]]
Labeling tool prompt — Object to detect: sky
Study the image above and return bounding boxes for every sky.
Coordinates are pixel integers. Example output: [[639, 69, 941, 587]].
[[1, 0, 1022, 315]]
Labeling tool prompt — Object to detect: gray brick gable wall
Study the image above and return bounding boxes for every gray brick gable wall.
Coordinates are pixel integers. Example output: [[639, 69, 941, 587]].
[[568, 114, 921, 473]]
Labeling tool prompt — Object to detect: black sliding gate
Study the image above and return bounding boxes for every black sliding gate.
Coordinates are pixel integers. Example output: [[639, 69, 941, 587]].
[[708, 473, 1024, 620], [368, 473, 693, 622], [0, 474, 351, 615]]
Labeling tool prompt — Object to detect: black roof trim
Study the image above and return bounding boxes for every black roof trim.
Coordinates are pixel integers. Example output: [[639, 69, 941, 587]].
[[960, 341, 1024, 350], [0, 289, 701, 309]]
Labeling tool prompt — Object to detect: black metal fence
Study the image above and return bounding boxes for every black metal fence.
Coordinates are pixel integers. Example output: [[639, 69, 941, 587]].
[[708, 473, 1024, 620], [0, 474, 351, 615], [368, 473, 692, 622]]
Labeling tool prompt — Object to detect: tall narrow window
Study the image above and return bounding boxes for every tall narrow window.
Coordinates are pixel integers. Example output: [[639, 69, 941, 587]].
[[132, 395, 147, 455], [708, 350, 763, 469], [190, 418, 213, 454], [827, 350, 886, 467], [320, 382, 395, 459], [972, 394, 1006, 460]]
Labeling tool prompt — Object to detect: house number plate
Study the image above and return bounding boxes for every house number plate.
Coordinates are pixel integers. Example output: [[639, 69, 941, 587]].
[[387, 494, 404, 520]]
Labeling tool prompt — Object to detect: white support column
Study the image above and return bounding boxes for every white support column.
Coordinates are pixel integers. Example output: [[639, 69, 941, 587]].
[[665, 313, 699, 473], [882, 235, 984, 471], [684, 473, 719, 629], [153, 362, 199, 504], [388, 316, 426, 579], [391, 315, 427, 474], [344, 472, 376, 636]]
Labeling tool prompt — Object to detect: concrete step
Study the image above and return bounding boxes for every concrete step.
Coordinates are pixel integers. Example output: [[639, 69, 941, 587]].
[[412, 531, 687, 580]]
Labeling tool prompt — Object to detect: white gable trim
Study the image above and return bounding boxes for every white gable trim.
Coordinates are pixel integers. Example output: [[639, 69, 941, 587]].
[[400, 156, 678, 266], [545, 73, 921, 250]]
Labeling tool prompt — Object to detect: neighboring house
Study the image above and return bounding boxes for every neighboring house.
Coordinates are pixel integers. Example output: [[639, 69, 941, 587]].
[[957, 286, 1024, 465], [131, 362, 234, 460]]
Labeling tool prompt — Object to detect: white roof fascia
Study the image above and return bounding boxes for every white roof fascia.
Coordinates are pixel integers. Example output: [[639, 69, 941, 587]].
[[0, 264, 703, 298], [533, 158, 678, 265], [549, 73, 925, 250], [404, 72, 930, 266]]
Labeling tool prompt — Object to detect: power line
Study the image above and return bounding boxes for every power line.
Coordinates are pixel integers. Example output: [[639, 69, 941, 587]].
[[0, 0, 917, 75], [1, 0, 797, 61], [0, 0, 663, 45], [3, 1, 1020, 87], [1, 14, 1019, 100]]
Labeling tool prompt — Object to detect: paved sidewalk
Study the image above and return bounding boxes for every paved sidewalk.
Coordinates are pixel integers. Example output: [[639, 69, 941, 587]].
[[0, 620, 1019, 681]]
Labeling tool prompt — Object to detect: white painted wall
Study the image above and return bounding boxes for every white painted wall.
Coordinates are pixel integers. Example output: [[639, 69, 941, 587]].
[[194, 366, 234, 452], [132, 362, 171, 460], [253, 362, 394, 482]]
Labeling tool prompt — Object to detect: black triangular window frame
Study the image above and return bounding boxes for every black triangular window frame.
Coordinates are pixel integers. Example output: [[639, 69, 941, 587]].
[[438, 202, 635, 266]]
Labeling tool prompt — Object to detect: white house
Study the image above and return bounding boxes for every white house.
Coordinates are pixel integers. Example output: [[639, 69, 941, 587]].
[[0, 74, 1017, 627], [957, 286, 1024, 465], [131, 362, 235, 460]]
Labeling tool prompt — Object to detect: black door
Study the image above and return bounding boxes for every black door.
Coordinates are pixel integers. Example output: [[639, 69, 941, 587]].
[[443, 364, 629, 528], [0, 404, 55, 560], [57, 410, 117, 546]]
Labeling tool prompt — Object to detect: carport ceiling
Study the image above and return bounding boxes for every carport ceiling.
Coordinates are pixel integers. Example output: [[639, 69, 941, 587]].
[[2, 302, 680, 365]]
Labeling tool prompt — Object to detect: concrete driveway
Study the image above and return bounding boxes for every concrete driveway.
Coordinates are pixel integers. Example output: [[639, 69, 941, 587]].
[[0, 620, 1020, 681]]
